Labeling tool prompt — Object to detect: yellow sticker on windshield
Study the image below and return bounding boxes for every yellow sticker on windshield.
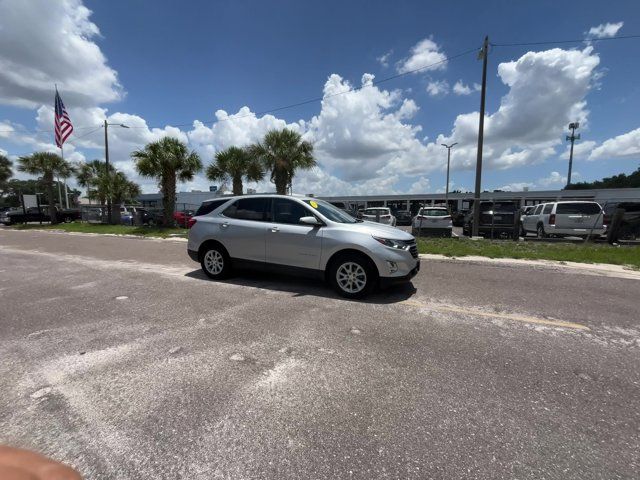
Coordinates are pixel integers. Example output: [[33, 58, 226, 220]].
[[310, 201, 318, 208]]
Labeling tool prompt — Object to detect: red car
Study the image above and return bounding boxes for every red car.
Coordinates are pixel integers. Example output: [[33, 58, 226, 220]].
[[173, 209, 195, 227]]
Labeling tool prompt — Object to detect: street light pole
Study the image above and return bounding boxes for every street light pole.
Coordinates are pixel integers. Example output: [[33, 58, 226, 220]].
[[472, 35, 489, 238], [441, 142, 458, 213], [566, 122, 580, 188]]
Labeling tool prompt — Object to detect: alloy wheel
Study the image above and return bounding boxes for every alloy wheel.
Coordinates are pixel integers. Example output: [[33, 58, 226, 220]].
[[336, 262, 367, 294], [204, 250, 224, 275]]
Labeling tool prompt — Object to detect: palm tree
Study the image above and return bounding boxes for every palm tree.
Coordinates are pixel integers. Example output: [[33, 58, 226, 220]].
[[90, 168, 140, 206], [76, 159, 114, 204], [132, 137, 202, 226], [0, 154, 12, 187], [248, 129, 316, 195], [17, 152, 74, 224], [206, 146, 264, 195]]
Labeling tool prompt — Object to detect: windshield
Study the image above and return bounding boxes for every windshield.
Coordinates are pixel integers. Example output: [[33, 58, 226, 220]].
[[420, 208, 449, 216], [364, 208, 389, 215], [304, 199, 358, 223]]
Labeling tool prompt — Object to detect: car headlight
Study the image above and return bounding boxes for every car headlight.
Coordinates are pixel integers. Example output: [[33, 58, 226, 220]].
[[372, 236, 409, 250]]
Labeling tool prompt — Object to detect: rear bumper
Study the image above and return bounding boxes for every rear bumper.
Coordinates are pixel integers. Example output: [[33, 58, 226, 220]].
[[187, 249, 199, 262], [379, 259, 420, 288]]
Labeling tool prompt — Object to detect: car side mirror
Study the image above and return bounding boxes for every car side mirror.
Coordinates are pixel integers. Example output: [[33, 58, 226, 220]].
[[299, 216, 321, 226]]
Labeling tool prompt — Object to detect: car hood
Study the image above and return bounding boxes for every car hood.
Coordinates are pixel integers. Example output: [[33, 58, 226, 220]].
[[336, 220, 414, 240]]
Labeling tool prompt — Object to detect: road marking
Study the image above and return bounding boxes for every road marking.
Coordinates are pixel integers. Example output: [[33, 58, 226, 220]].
[[401, 299, 590, 331]]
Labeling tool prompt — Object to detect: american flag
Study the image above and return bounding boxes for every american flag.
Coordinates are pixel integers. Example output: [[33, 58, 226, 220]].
[[54, 89, 73, 148]]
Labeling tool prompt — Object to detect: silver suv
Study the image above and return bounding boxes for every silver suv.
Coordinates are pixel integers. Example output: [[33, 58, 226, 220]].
[[187, 195, 420, 298]]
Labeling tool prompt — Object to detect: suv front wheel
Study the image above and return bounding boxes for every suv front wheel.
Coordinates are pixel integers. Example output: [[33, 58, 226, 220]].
[[329, 254, 377, 299], [200, 244, 231, 279], [536, 224, 547, 239]]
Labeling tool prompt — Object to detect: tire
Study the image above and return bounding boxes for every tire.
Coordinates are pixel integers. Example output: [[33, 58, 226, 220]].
[[519, 224, 526, 237], [200, 244, 231, 280], [329, 253, 377, 299], [536, 224, 547, 239]]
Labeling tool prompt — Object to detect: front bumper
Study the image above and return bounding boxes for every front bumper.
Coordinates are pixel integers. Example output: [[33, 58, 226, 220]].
[[379, 260, 420, 288]]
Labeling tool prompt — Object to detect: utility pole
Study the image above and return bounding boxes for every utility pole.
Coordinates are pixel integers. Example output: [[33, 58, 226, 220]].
[[103, 121, 129, 224], [472, 35, 489, 238], [104, 119, 112, 224], [441, 142, 457, 213], [566, 122, 580, 188]]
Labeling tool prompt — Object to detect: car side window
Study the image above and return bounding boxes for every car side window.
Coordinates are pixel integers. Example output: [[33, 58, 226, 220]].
[[223, 197, 270, 221], [534, 205, 544, 215], [273, 199, 312, 224], [543, 204, 553, 214]]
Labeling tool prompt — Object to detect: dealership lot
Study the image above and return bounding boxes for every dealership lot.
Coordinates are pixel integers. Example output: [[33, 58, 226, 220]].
[[1, 229, 639, 479]]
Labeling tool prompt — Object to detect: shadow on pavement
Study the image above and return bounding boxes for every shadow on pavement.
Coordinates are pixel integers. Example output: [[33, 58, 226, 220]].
[[185, 269, 417, 304]]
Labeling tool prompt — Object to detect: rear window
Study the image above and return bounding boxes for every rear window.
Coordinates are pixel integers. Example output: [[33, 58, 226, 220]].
[[195, 199, 228, 216], [421, 209, 449, 217], [556, 203, 601, 215]]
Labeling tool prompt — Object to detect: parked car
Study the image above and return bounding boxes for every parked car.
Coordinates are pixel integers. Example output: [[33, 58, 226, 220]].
[[412, 207, 452, 237], [1, 206, 81, 225], [187, 195, 419, 298], [521, 201, 604, 239], [174, 209, 195, 227], [451, 209, 469, 227], [395, 210, 413, 226], [462, 201, 518, 238], [517, 205, 537, 236], [604, 202, 640, 241], [361, 207, 396, 227]]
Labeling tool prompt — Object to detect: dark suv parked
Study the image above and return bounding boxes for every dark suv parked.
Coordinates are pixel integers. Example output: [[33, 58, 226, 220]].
[[463, 201, 518, 238]]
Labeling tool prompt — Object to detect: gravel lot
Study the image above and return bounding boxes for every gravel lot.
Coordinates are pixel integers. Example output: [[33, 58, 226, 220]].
[[1, 229, 639, 479]]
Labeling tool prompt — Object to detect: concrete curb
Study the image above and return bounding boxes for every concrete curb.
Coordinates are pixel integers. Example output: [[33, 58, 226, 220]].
[[419, 253, 640, 280]]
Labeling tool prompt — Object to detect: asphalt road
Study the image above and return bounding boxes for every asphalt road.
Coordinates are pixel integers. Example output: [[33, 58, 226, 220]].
[[1, 229, 639, 480]]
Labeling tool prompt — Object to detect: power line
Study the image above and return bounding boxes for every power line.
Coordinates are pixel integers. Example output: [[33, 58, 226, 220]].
[[492, 33, 640, 47]]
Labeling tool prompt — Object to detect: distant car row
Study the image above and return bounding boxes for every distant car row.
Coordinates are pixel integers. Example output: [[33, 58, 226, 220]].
[[0, 206, 81, 225]]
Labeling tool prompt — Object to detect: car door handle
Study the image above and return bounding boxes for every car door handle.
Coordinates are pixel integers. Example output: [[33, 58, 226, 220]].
[[270, 226, 279, 232], [221, 222, 229, 228]]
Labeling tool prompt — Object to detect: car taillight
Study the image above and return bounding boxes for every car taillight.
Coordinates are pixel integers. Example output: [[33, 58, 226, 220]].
[[549, 213, 555, 225], [381, 215, 390, 219], [187, 218, 197, 228], [416, 215, 425, 220], [603, 214, 610, 225]]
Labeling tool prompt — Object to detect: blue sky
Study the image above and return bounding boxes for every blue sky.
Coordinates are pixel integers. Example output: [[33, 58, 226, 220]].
[[0, 0, 639, 195]]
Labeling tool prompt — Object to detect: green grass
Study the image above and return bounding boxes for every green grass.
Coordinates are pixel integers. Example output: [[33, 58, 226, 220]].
[[12, 222, 186, 238], [417, 237, 640, 269]]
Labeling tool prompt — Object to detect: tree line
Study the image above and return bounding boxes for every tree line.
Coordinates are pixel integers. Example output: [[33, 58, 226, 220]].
[[0, 127, 315, 226], [564, 166, 640, 190]]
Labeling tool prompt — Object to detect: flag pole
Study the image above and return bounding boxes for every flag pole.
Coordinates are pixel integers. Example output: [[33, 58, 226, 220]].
[[61, 145, 69, 208]]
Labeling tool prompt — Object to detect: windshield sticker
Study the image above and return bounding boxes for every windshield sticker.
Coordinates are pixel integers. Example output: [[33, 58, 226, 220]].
[[310, 201, 318, 209]]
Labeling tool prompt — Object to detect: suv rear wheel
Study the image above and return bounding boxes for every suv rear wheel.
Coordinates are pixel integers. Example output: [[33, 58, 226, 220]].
[[329, 253, 376, 299], [200, 244, 231, 279]]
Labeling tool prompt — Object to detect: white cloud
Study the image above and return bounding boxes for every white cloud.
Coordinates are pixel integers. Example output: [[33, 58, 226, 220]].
[[305, 73, 430, 183], [537, 171, 567, 187], [589, 127, 640, 161], [394, 47, 600, 178], [426, 80, 449, 96], [377, 50, 393, 68], [561, 140, 596, 160], [452, 81, 481, 96], [498, 182, 535, 192], [0, 0, 122, 108], [587, 22, 624, 39], [408, 177, 431, 194], [396, 38, 447, 74]]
